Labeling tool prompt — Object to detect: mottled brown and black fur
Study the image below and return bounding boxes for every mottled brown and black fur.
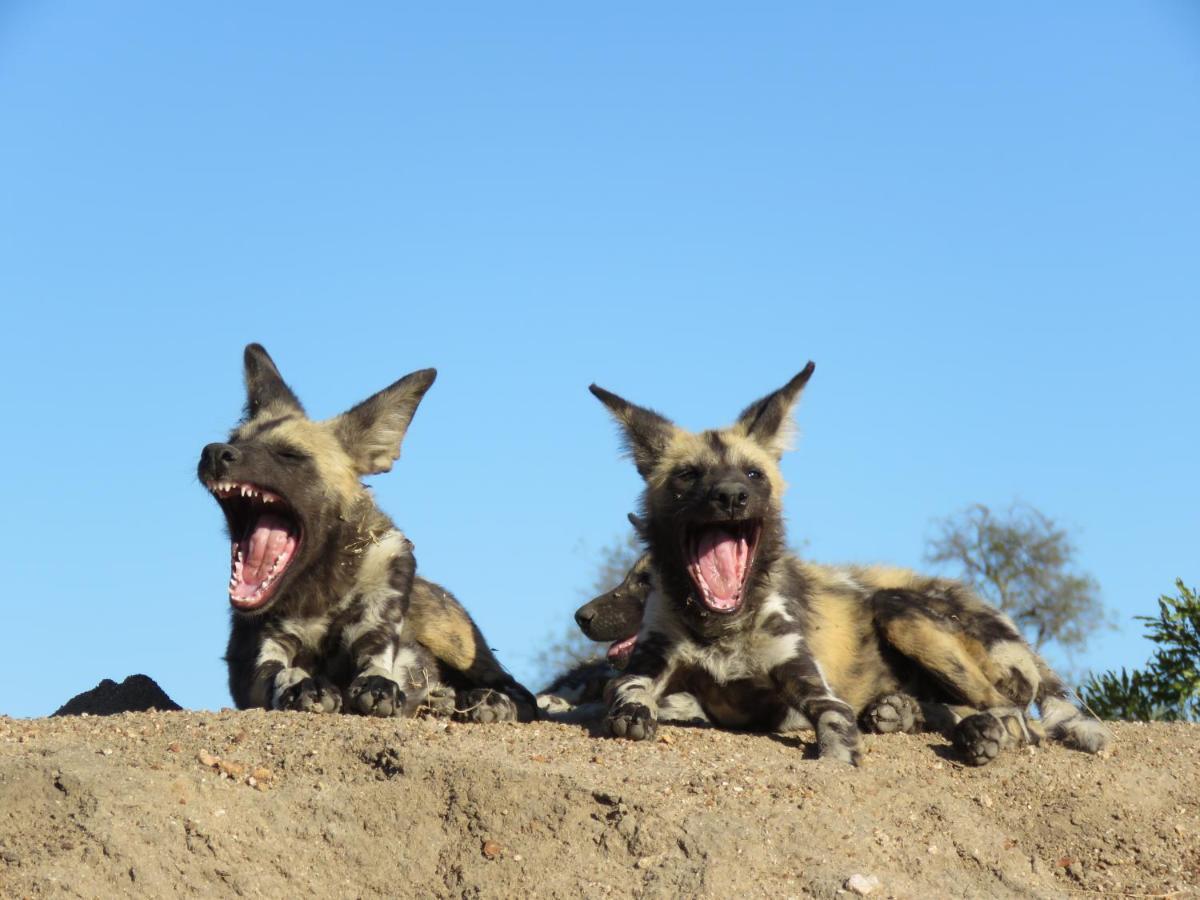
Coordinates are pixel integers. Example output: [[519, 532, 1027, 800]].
[[200, 344, 536, 722], [589, 366, 1108, 765]]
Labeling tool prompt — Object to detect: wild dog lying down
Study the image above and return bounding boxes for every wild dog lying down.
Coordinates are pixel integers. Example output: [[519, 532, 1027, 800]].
[[537, 542, 708, 725], [198, 344, 536, 722], [589, 365, 1108, 765]]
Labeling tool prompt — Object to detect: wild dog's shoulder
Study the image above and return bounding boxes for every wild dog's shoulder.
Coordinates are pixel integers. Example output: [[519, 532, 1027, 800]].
[[343, 524, 414, 600]]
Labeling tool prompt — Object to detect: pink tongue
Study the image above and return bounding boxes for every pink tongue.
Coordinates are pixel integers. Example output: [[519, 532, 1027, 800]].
[[607, 635, 638, 665], [696, 529, 745, 603], [239, 513, 292, 585]]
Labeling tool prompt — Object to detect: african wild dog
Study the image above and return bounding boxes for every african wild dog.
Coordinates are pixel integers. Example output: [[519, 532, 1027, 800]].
[[537, 533, 708, 725], [198, 344, 537, 722], [589, 364, 1108, 765]]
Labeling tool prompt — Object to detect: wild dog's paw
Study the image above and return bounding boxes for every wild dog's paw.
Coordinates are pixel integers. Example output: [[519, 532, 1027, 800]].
[[862, 693, 923, 735], [816, 719, 862, 766], [275, 676, 343, 714], [419, 684, 459, 718], [607, 702, 658, 741], [348, 675, 406, 718], [954, 713, 1007, 766], [458, 688, 519, 724]]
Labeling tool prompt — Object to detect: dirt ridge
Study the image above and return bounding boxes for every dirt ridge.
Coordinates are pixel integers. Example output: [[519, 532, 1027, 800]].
[[1, 711, 1196, 898]]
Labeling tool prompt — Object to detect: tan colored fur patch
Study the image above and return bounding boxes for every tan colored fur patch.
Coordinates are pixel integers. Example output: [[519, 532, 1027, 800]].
[[649, 428, 787, 497], [407, 582, 478, 671], [234, 415, 363, 504], [801, 579, 895, 711], [880, 616, 1010, 709]]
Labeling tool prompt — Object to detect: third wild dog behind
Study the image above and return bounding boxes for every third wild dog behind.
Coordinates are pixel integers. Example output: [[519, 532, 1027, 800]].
[[588, 364, 1108, 765], [198, 344, 536, 722]]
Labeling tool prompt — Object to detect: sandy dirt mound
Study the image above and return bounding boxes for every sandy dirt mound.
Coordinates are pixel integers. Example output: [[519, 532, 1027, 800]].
[[0, 712, 1195, 898]]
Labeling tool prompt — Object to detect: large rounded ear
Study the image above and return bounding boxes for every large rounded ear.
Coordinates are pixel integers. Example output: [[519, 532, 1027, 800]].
[[243, 343, 304, 419], [733, 362, 815, 458], [589, 384, 675, 479], [331, 368, 437, 475]]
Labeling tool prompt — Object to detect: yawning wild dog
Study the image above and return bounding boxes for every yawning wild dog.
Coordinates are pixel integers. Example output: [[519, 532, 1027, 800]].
[[198, 344, 536, 722], [589, 365, 1107, 765]]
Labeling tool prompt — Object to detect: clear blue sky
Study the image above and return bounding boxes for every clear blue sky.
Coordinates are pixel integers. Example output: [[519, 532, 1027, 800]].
[[1, 4, 1196, 717]]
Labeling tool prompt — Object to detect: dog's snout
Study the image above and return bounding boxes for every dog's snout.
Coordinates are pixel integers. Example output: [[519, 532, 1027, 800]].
[[574, 606, 595, 630], [200, 442, 240, 478], [711, 480, 750, 515]]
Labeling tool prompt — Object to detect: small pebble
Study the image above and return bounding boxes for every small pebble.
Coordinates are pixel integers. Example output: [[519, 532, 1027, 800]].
[[845, 873, 880, 896]]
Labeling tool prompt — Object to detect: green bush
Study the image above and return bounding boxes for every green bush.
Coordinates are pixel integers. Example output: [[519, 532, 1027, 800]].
[[1081, 580, 1199, 721]]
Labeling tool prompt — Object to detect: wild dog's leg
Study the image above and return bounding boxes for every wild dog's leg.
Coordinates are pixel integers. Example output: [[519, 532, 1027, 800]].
[[872, 589, 1038, 765], [252, 632, 343, 714], [387, 640, 441, 717], [344, 584, 412, 717], [770, 648, 861, 765], [1035, 661, 1110, 754], [606, 633, 674, 741]]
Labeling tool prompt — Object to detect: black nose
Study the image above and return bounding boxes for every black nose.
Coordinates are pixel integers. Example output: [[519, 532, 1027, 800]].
[[711, 480, 749, 515], [200, 442, 240, 479], [574, 607, 595, 630]]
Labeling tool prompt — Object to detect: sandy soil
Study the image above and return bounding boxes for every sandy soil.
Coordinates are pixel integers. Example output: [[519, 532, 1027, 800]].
[[1, 700, 1197, 899]]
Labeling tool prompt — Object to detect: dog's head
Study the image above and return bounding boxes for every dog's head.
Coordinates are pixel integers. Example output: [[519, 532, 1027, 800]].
[[589, 364, 813, 623], [575, 546, 655, 666], [197, 344, 435, 615]]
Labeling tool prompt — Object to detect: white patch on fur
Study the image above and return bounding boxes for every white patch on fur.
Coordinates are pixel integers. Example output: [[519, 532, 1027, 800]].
[[670, 627, 802, 683], [640, 587, 686, 641], [337, 529, 411, 676], [822, 567, 866, 595], [777, 707, 812, 733], [353, 530, 410, 598], [612, 673, 660, 715], [989, 640, 1041, 700], [658, 692, 709, 723], [755, 591, 794, 625], [279, 616, 333, 651], [1041, 696, 1110, 753], [815, 709, 856, 763]]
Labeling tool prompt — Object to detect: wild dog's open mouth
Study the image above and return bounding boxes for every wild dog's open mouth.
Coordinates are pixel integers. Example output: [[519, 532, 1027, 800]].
[[684, 521, 761, 613], [607, 634, 638, 666], [208, 481, 301, 611]]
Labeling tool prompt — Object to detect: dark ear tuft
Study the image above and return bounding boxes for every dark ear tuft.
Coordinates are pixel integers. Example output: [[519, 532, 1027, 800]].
[[243, 344, 304, 419], [590, 384, 675, 479], [627, 512, 647, 537], [734, 362, 815, 457], [331, 368, 437, 475]]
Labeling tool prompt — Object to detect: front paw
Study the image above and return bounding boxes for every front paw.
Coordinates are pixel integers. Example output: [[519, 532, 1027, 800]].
[[862, 693, 923, 735], [275, 676, 342, 714], [418, 684, 459, 718], [607, 702, 657, 741], [349, 675, 406, 718], [458, 688, 518, 724], [817, 716, 862, 766], [954, 713, 1005, 766]]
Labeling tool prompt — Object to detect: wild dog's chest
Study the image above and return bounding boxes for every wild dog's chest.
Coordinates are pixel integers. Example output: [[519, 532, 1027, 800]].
[[670, 620, 801, 685], [679, 668, 789, 730], [272, 531, 410, 656]]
